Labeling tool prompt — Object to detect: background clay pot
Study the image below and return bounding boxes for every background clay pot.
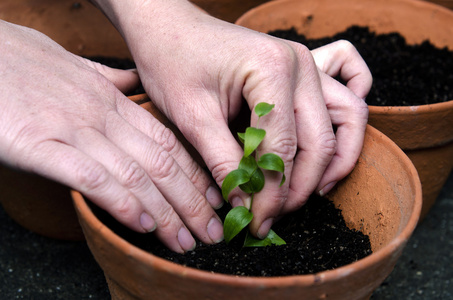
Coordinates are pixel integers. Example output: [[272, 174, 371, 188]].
[[72, 122, 422, 300], [191, 0, 270, 22], [423, 0, 453, 9], [0, 0, 131, 59], [235, 0, 453, 221]]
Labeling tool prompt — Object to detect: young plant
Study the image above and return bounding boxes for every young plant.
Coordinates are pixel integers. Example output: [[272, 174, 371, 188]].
[[221, 102, 286, 247]]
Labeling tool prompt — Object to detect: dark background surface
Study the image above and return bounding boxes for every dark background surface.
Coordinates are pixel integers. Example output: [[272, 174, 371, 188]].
[[1, 172, 452, 299]]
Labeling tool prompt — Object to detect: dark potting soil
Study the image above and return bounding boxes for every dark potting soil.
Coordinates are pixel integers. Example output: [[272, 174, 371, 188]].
[[88, 56, 137, 70], [269, 25, 453, 106], [92, 194, 372, 277]]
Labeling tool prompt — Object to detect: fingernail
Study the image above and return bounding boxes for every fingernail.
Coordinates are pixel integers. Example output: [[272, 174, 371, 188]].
[[207, 217, 224, 243], [243, 196, 251, 210], [178, 227, 196, 252], [257, 218, 274, 239], [206, 185, 223, 209], [319, 181, 337, 197], [140, 212, 156, 232], [231, 196, 243, 208], [231, 196, 251, 209]]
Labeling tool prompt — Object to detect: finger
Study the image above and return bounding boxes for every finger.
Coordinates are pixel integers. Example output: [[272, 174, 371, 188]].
[[76, 55, 141, 94], [117, 98, 224, 209], [240, 42, 332, 239], [282, 44, 337, 216], [21, 139, 148, 233], [69, 124, 194, 252], [242, 80, 297, 238], [311, 40, 372, 99], [165, 93, 250, 209], [101, 109, 224, 250], [315, 73, 368, 195]]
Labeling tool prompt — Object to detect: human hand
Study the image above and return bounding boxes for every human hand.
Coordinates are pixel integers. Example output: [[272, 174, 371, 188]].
[[96, 0, 370, 240], [308, 40, 372, 201], [0, 20, 224, 253]]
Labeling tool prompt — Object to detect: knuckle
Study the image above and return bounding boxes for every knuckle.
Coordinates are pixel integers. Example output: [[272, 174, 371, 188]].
[[268, 134, 298, 164], [153, 125, 179, 154], [74, 161, 110, 192], [210, 160, 236, 186], [116, 159, 148, 190], [183, 194, 206, 219], [110, 194, 137, 223], [342, 158, 360, 176], [185, 161, 205, 187], [155, 204, 176, 230], [255, 41, 300, 78], [149, 147, 177, 179], [353, 99, 370, 120], [317, 132, 337, 159], [335, 39, 356, 52]]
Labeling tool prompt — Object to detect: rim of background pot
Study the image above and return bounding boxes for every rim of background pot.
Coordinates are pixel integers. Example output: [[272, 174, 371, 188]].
[[367, 101, 453, 150], [71, 124, 422, 299], [235, 0, 453, 150], [0, 0, 132, 59]]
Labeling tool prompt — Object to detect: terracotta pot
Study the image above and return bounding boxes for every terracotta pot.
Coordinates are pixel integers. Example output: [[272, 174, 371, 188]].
[[0, 0, 131, 59], [190, 0, 271, 22], [423, 0, 453, 10], [72, 121, 422, 300], [235, 0, 453, 221]]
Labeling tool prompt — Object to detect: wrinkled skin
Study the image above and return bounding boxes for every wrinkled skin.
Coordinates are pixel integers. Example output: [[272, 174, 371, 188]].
[[0, 0, 371, 253]]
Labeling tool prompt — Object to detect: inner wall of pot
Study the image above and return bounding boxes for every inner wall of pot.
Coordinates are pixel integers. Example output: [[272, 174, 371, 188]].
[[0, 0, 132, 59], [327, 128, 417, 252], [236, 0, 453, 50]]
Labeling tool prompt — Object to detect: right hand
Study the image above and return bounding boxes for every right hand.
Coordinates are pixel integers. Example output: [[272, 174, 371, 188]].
[[100, 1, 370, 239]]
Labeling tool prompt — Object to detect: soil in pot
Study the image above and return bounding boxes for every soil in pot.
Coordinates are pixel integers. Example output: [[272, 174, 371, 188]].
[[90, 193, 372, 277], [269, 25, 453, 106]]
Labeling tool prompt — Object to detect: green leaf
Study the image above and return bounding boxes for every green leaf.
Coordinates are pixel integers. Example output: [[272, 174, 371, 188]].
[[243, 127, 265, 157], [224, 206, 253, 244], [238, 155, 258, 174], [257, 153, 286, 186], [239, 168, 265, 194], [255, 102, 275, 117], [237, 132, 245, 144], [221, 169, 250, 202], [243, 229, 286, 247]]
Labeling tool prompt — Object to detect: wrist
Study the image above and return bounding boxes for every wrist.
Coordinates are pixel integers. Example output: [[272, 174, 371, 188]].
[[90, 0, 204, 38]]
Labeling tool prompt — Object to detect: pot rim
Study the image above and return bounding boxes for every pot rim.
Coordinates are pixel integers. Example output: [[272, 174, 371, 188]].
[[236, 0, 453, 36], [368, 99, 453, 115], [71, 125, 422, 287]]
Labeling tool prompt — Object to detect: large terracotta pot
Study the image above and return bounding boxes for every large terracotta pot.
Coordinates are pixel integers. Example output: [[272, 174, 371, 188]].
[[235, 0, 453, 221], [72, 107, 422, 300]]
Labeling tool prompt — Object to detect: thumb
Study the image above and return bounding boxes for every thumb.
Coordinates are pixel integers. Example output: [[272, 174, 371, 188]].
[[77, 56, 141, 94]]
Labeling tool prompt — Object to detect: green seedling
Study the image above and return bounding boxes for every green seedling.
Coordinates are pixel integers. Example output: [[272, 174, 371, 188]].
[[221, 102, 286, 247]]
